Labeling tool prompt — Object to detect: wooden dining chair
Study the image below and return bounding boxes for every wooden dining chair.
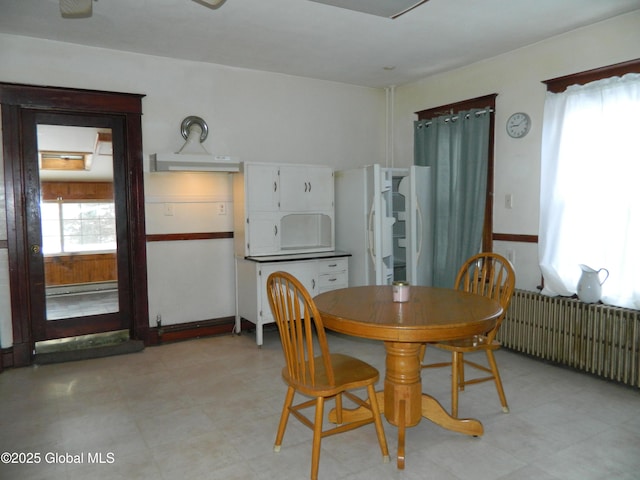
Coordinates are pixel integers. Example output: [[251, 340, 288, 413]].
[[266, 271, 389, 480], [420, 252, 516, 417]]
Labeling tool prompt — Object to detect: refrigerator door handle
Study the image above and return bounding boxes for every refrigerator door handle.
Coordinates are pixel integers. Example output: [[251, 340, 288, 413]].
[[368, 199, 376, 266], [416, 201, 423, 262]]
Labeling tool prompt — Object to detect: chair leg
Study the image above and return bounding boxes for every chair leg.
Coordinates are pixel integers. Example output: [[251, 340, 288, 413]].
[[458, 352, 465, 391], [418, 343, 427, 364], [274, 386, 295, 452], [334, 393, 343, 425], [367, 384, 390, 463], [451, 351, 461, 418], [486, 350, 509, 413], [310, 396, 325, 480]]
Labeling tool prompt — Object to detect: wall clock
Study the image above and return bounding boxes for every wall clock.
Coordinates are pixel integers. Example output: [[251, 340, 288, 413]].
[[506, 112, 531, 138]]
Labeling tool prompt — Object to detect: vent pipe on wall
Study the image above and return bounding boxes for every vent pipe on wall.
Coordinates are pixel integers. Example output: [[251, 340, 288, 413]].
[[385, 85, 396, 168]]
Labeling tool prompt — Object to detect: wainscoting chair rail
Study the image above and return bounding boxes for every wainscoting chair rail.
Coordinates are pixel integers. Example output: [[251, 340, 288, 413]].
[[498, 289, 640, 388]]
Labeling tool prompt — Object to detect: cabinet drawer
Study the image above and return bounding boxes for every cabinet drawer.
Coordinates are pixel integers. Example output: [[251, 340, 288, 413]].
[[318, 271, 348, 291], [317, 257, 348, 274]]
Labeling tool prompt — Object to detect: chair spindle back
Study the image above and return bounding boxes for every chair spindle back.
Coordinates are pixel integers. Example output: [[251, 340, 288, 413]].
[[267, 271, 335, 388], [454, 253, 516, 340]]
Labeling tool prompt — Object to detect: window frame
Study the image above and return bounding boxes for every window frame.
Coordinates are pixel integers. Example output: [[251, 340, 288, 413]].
[[539, 58, 640, 305], [543, 58, 640, 93], [41, 199, 117, 255]]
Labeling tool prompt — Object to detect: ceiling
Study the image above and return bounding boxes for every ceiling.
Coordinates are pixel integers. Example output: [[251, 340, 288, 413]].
[[38, 125, 113, 182], [1, 0, 639, 88]]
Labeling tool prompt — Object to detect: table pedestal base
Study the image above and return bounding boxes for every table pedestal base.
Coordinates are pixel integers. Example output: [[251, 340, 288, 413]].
[[329, 341, 483, 469]]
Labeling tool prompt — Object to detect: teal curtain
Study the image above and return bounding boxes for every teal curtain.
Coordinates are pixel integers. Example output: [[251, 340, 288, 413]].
[[414, 108, 491, 288]]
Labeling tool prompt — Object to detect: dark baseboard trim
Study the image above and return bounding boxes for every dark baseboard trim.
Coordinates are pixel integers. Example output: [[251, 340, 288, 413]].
[[0, 318, 254, 371], [147, 316, 253, 345], [1, 347, 14, 371]]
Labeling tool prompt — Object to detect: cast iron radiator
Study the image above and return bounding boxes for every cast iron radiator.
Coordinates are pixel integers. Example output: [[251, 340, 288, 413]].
[[498, 289, 640, 388]]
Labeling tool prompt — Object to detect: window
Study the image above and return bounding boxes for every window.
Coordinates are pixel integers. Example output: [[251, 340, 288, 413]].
[[540, 61, 640, 309], [41, 201, 117, 254]]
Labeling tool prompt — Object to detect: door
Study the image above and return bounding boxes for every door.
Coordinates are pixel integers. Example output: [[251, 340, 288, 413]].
[[1, 82, 148, 367], [399, 166, 433, 286], [280, 165, 333, 212], [246, 163, 279, 212], [334, 165, 389, 286], [259, 260, 316, 323], [370, 166, 395, 285], [23, 111, 132, 342], [247, 213, 280, 256]]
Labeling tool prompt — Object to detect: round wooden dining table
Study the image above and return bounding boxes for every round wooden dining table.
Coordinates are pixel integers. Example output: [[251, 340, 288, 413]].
[[314, 285, 503, 469]]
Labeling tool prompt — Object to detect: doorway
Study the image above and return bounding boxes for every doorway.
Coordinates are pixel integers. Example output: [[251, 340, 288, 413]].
[[0, 83, 150, 367], [27, 113, 129, 342]]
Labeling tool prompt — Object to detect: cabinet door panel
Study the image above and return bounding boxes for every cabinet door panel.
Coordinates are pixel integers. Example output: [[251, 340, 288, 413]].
[[279, 261, 316, 296], [247, 214, 279, 255], [306, 166, 334, 211], [279, 166, 308, 211], [247, 164, 279, 212], [280, 166, 333, 212], [260, 261, 316, 322]]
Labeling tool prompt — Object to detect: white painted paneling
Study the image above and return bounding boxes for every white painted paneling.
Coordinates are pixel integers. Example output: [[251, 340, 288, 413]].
[[144, 171, 234, 234], [146, 239, 236, 326]]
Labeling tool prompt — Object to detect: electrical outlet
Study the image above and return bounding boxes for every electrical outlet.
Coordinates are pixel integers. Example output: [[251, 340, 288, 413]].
[[218, 202, 227, 215], [505, 194, 513, 209], [507, 249, 515, 264], [164, 203, 174, 216]]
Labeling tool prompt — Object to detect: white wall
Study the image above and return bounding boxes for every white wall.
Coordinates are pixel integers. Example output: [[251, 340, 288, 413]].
[[0, 33, 385, 342], [1, 10, 639, 345], [394, 11, 640, 291]]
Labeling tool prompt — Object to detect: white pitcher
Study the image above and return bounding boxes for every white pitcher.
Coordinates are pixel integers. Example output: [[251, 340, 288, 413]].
[[577, 264, 609, 304]]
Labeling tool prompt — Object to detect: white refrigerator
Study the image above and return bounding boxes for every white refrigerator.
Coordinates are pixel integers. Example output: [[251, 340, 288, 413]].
[[335, 164, 432, 286]]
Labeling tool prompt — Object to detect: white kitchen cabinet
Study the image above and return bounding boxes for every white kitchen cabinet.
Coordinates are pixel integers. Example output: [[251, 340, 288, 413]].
[[233, 162, 334, 257], [246, 163, 279, 212], [235, 254, 349, 346], [243, 213, 279, 256], [279, 165, 334, 212]]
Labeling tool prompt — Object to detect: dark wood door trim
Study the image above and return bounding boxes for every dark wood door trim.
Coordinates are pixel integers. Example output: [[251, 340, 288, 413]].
[[0, 82, 150, 367]]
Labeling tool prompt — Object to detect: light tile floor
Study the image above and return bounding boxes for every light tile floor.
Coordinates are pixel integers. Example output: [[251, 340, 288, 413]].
[[1, 329, 639, 480]]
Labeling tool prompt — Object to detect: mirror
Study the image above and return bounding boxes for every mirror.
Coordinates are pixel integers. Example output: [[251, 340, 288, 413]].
[[37, 124, 119, 320]]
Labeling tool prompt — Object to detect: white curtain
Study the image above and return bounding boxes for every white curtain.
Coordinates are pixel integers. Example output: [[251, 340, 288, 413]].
[[539, 73, 640, 309]]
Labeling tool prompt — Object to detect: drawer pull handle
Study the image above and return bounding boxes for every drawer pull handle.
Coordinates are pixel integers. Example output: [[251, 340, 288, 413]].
[[328, 263, 337, 267]]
